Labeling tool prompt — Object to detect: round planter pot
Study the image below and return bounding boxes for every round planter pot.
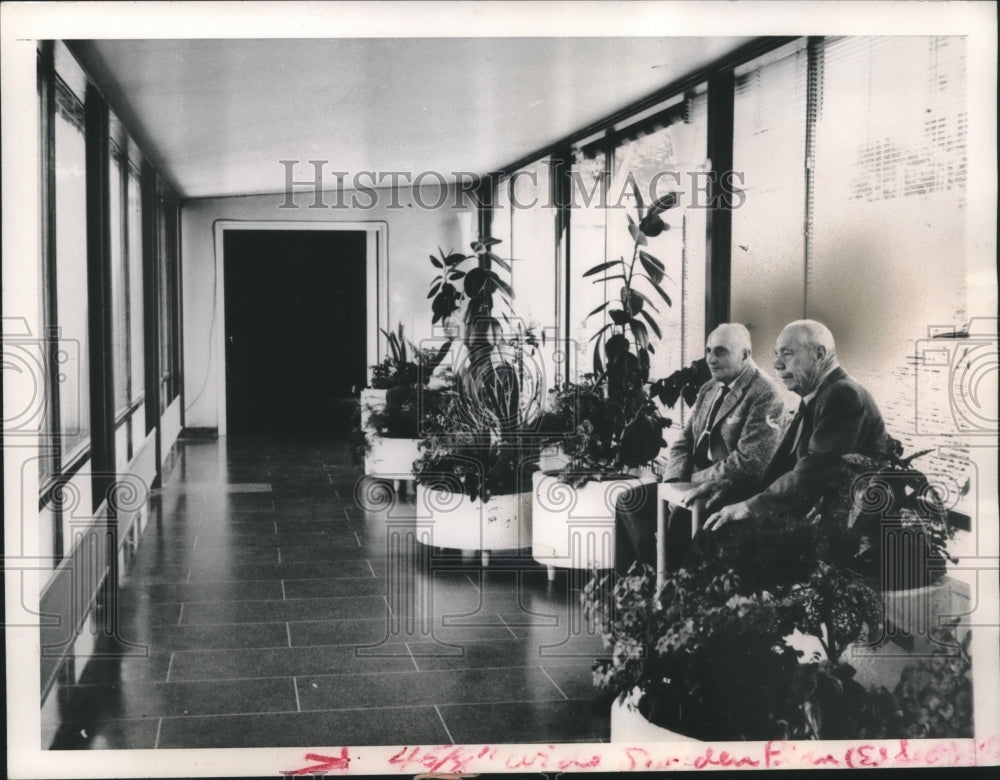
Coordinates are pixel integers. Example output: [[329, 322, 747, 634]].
[[365, 436, 421, 480], [416, 483, 531, 566], [531, 470, 656, 579], [610, 687, 700, 743]]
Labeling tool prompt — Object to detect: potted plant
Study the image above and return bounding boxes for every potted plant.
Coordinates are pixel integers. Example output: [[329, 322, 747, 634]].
[[531, 186, 708, 575], [584, 512, 886, 741], [413, 238, 543, 565], [582, 446, 966, 742], [360, 324, 452, 486]]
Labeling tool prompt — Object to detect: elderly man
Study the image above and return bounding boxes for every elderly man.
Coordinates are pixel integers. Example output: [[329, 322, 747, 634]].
[[615, 323, 789, 573], [696, 319, 889, 530]]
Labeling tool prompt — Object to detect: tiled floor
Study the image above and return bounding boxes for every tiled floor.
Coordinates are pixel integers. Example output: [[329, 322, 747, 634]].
[[42, 434, 610, 749]]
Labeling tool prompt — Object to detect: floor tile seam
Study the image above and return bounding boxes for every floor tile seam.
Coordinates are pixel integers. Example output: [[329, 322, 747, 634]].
[[537, 666, 571, 701], [59, 672, 304, 690], [494, 614, 520, 640], [293, 676, 301, 712], [134, 571, 380, 585], [292, 692, 569, 713], [173, 611, 399, 628], [130, 575, 382, 590], [152, 702, 450, 722], [160, 633, 542, 656], [154, 717, 162, 749], [166, 593, 391, 608], [295, 665, 574, 682], [433, 705, 455, 744]]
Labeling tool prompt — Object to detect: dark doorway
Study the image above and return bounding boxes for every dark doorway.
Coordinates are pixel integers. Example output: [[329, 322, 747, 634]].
[[224, 229, 367, 435]]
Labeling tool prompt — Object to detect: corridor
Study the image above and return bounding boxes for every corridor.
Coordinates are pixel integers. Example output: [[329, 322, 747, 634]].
[[42, 435, 608, 749]]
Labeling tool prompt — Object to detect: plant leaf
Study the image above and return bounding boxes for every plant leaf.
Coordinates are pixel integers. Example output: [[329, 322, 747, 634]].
[[582, 259, 625, 278], [639, 250, 665, 272], [639, 254, 665, 284], [590, 274, 628, 286], [448, 270, 466, 281], [486, 252, 512, 272], [645, 280, 673, 307], [430, 253, 443, 269], [630, 288, 660, 313], [588, 323, 613, 342], [609, 309, 631, 326], [639, 309, 662, 339], [489, 271, 515, 299], [627, 215, 648, 246], [586, 301, 611, 319], [444, 252, 468, 266], [629, 319, 649, 350]]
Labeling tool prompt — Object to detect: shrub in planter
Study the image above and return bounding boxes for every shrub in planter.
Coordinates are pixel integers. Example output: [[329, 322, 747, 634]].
[[583, 443, 966, 741], [584, 512, 887, 741], [813, 441, 961, 590], [414, 237, 543, 510]]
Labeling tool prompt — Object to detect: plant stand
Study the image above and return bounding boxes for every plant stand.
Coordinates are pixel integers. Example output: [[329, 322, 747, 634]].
[[415, 484, 532, 566], [365, 436, 421, 494], [531, 471, 656, 580]]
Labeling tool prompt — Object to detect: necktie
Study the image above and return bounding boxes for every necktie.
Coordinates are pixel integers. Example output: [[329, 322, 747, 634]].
[[694, 384, 729, 466], [785, 399, 808, 459]]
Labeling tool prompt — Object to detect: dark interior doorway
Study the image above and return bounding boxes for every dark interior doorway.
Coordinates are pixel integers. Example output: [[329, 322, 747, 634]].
[[224, 229, 367, 435]]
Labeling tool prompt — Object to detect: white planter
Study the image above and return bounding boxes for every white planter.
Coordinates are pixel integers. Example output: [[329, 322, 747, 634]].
[[416, 484, 532, 565], [531, 470, 656, 578], [610, 687, 699, 743], [365, 436, 421, 480]]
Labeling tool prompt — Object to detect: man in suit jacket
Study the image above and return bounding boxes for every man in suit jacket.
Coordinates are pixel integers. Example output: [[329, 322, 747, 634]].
[[699, 319, 889, 531], [615, 323, 790, 573]]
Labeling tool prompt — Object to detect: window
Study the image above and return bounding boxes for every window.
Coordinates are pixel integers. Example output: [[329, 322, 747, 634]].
[[51, 73, 90, 463], [731, 43, 809, 366], [566, 93, 708, 385], [567, 148, 609, 378], [109, 139, 129, 417], [127, 162, 146, 440], [157, 190, 181, 410]]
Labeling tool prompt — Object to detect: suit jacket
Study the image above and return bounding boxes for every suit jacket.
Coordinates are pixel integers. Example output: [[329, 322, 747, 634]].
[[744, 366, 889, 516], [663, 362, 791, 485]]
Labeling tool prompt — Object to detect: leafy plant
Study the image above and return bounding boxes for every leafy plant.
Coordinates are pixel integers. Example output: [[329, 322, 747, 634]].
[[582, 444, 966, 741], [810, 439, 962, 590], [366, 382, 452, 441], [427, 238, 515, 342], [537, 358, 708, 484], [369, 323, 452, 389], [541, 189, 708, 481], [586, 188, 678, 379], [889, 624, 973, 738], [415, 238, 544, 503], [584, 512, 887, 740]]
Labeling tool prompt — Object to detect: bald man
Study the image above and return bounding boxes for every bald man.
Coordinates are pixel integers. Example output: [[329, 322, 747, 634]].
[[615, 323, 789, 573], [695, 319, 890, 530]]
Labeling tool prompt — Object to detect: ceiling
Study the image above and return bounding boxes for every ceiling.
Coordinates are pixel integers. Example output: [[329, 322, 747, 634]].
[[70, 37, 753, 200]]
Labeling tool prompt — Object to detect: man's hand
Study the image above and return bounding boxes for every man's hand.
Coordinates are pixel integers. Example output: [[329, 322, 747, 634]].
[[681, 480, 731, 512], [703, 500, 752, 532]]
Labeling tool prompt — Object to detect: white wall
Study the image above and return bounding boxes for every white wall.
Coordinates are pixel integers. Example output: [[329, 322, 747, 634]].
[[181, 183, 473, 429]]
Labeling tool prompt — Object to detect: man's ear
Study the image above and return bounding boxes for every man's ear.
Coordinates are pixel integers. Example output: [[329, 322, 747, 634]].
[[815, 345, 828, 360]]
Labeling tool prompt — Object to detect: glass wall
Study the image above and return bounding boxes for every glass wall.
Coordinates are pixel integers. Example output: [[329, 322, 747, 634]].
[[37, 40, 182, 564]]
